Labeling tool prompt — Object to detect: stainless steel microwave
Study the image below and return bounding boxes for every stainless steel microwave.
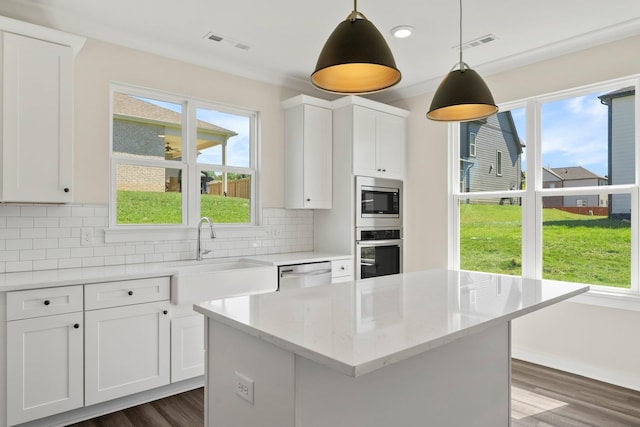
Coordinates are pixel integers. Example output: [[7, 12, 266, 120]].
[[355, 176, 402, 228]]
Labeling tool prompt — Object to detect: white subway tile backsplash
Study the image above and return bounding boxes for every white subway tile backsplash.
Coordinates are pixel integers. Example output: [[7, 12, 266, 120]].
[[7, 217, 34, 228], [34, 217, 60, 228], [0, 250, 20, 262], [6, 260, 32, 272], [21, 206, 47, 217], [33, 259, 58, 270], [0, 204, 313, 272], [58, 258, 82, 269], [20, 228, 46, 239], [33, 239, 59, 249], [20, 249, 46, 261], [0, 206, 21, 216], [47, 228, 72, 238], [47, 248, 71, 259], [60, 217, 83, 228], [47, 206, 72, 217], [82, 257, 105, 268]]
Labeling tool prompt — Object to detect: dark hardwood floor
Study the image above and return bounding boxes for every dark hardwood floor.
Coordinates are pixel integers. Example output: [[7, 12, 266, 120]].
[[69, 360, 640, 427], [68, 388, 204, 427]]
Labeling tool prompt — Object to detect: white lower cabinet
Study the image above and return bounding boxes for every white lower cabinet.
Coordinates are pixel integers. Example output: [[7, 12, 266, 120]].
[[3, 275, 205, 425], [85, 301, 171, 405], [171, 314, 205, 382], [6, 309, 84, 426]]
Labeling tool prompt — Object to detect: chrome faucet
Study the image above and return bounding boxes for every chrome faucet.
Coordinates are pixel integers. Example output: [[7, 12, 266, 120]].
[[196, 217, 216, 261]]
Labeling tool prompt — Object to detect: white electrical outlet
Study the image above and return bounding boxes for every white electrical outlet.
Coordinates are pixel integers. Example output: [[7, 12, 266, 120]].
[[81, 228, 93, 247], [234, 371, 254, 404]]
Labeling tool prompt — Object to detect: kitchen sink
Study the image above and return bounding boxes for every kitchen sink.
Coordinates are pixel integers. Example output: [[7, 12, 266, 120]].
[[170, 259, 277, 305]]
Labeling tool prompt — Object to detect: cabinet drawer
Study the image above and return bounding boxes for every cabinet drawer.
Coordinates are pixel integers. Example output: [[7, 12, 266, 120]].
[[85, 277, 170, 310], [331, 259, 353, 279], [7, 286, 83, 321]]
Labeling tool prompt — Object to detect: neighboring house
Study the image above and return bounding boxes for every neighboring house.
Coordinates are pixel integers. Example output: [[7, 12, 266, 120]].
[[460, 111, 523, 202], [112, 93, 237, 192], [599, 87, 635, 219], [542, 166, 608, 208]]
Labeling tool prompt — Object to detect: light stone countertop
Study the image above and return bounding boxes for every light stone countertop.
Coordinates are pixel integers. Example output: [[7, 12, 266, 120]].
[[194, 269, 589, 377], [0, 251, 350, 292]]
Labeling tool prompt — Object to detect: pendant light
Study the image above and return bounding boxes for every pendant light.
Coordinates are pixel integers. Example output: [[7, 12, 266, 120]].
[[311, 0, 401, 94], [427, 0, 498, 122]]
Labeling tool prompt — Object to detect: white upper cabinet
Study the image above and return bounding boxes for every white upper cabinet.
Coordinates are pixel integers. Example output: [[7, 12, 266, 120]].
[[283, 95, 333, 209], [0, 17, 85, 203], [352, 104, 407, 180]]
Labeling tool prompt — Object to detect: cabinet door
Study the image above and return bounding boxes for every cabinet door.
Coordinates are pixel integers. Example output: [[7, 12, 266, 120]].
[[375, 113, 406, 179], [85, 302, 170, 405], [352, 106, 378, 177], [171, 314, 205, 382], [302, 105, 332, 208], [2, 32, 73, 202], [7, 312, 83, 426]]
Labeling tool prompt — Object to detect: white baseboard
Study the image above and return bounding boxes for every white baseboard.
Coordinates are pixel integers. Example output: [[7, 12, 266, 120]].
[[512, 347, 640, 392], [16, 377, 204, 427]]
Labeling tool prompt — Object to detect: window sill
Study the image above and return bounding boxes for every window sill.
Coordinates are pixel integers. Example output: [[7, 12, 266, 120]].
[[104, 225, 269, 243], [569, 288, 640, 312]]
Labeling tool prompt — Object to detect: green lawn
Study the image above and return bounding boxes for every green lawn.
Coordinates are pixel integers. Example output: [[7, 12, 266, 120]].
[[117, 191, 250, 224], [460, 203, 631, 288]]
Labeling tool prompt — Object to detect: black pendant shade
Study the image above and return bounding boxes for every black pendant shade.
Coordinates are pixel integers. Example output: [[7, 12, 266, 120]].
[[426, 0, 498, 122], [311, 15, 401, 94], [427, 65, 498, 122]]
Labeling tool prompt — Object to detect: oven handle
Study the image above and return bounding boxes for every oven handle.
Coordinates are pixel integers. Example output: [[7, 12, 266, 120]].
[[356, 239, 402, 247]]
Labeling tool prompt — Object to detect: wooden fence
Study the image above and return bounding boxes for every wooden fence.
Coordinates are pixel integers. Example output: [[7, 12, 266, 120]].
[[207, 178, 250, 199], [550, 206, 609, 217]]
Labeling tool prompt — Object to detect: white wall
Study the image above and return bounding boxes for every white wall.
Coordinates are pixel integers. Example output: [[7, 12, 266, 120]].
[[398, 34, 640, 390]]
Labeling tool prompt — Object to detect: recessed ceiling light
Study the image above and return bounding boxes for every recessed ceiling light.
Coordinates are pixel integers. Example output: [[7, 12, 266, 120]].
[[391, 25, 414, 39]]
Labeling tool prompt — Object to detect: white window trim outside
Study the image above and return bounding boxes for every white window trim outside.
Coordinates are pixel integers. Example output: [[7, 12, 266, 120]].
[[448, 74, 640, 311], [107, 83, 261, 241], [496, 150, 503, 176]]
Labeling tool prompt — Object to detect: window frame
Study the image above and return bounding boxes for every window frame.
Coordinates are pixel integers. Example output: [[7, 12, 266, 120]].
[[108, 83, 260, 232], [449, 75, 640, 307], [496, 150, 503, 176], [469, 132, 477, 157]]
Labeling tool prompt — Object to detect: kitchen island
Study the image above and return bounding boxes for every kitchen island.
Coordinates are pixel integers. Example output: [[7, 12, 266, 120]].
[[194, 269, 589, 427]]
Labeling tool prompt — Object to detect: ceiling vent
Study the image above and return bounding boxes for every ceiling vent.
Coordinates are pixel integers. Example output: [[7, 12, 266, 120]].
[[454, 34, 496, 50], [203, 32, 251, 51]]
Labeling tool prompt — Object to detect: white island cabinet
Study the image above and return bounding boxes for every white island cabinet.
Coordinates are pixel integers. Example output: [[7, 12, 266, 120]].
[[195, 269, 589, 427], [0, 17, 84, 203]]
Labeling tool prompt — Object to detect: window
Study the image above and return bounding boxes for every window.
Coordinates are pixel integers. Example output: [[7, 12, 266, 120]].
[[469, 132, 477, 157], [110, 85, 257, 227], [451, 76, 638, 296]]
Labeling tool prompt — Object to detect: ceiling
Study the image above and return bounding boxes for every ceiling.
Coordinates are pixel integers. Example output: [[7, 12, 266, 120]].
[[1, 0, 640, 102]]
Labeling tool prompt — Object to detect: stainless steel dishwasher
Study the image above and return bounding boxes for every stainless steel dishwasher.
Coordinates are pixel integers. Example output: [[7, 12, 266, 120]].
[[278, 261, 332, 291]]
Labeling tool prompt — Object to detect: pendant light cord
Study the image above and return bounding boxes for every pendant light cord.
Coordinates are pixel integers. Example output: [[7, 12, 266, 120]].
[[458, 0, 463, 69], [348, 0, 366, 21]]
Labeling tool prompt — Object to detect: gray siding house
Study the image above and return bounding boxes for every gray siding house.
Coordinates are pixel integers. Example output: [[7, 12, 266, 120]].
[[599, 87, 635, 219], [460, 111, 523, 201], [542, 166, 607, 208]]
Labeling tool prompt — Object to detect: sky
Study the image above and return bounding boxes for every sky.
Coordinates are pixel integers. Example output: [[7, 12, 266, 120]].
[[510, 92, 610, 177]]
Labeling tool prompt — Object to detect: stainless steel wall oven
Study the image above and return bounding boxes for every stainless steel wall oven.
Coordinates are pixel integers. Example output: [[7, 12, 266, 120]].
[[355, 227, 402, 279]]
